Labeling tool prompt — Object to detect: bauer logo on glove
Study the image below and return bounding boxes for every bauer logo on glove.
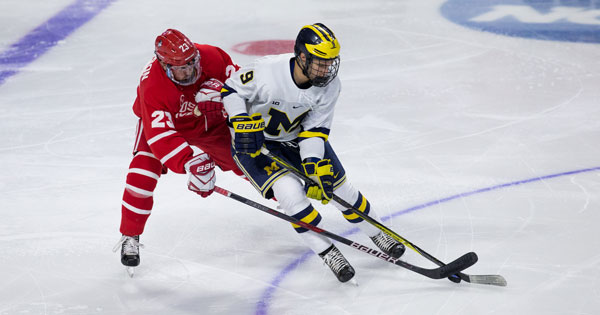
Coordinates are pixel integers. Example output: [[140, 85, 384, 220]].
[[192, 161, 215, 173], [184, 153, 216, 198], [230, 113, 265, 157], [234, 120, 265, 131]]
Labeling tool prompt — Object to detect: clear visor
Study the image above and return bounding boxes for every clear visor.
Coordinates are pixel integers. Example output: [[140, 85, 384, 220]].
[[167, 54, 199, 71], [164, 54, 201, 86]]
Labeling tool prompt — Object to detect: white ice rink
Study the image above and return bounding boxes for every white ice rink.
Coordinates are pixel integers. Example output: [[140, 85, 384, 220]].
[[1, 0, 599, 314]]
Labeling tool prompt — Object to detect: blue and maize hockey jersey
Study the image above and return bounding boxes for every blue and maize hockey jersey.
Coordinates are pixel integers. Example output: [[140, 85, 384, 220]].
[[222, 53, 341, 159]]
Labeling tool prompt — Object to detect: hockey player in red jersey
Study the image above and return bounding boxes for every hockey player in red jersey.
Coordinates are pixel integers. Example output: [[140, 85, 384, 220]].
[[113, 29, 243, 273]]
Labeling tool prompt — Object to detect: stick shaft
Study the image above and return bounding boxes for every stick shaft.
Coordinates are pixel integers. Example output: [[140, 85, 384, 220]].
[[213, 186, 473, 279]]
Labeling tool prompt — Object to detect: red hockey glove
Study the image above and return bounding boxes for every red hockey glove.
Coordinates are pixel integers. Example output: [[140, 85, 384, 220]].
[[194, 78, 226, 120], [184, 153, 216, 198]]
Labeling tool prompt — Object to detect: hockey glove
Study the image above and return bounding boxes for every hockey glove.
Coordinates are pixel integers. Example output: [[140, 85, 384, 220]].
[[184, 153, 216, 198], [230, 113, 265, 157], [194, 78, 226, 120], [302, 158, 334, 204]]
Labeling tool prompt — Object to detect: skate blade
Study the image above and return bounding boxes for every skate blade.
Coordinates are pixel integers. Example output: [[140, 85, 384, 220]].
[[347, 277, 359, 287], [126, 267, 136, 278]]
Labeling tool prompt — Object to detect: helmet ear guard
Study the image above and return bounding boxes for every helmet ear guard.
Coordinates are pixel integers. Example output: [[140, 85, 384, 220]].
[[294, 23, 340, 87]]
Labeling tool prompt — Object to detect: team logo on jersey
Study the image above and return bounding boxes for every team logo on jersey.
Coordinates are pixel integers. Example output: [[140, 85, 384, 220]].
[[440, 0, 600, 43], [176, 94, 196, 118]]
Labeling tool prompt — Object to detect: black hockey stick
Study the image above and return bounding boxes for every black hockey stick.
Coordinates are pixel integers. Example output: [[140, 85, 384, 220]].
[[260, 147, 507, 287], [213, 186, 477, 280]]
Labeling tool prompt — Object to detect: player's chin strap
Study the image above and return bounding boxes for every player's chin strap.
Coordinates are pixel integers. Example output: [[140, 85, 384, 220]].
[[212, 185, 477, 280], [260, 146, 507, 287]]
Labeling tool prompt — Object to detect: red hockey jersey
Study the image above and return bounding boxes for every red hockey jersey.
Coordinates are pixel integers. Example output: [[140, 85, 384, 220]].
[[132, 44, 238, 174]]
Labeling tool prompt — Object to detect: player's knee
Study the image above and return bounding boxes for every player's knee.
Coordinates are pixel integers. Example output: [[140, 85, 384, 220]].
[[329, 181, 359, 210], [131, 151, 162, 173], [273, 175, 311, 214], [126, 152, 163, 192]]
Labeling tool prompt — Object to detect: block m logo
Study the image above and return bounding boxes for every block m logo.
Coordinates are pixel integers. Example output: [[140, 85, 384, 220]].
[[265, 108, 309, 137]]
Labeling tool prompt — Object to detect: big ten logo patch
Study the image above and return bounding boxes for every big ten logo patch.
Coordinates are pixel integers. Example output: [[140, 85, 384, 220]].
[[441, 0, 600, 43]]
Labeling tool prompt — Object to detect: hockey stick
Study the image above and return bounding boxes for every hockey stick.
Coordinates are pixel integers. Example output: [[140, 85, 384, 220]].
[[260, 147, 507, 287], [213, 185, 477, 280]]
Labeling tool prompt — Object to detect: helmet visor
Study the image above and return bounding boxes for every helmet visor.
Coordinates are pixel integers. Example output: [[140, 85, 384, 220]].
[[163, 53, 201, 86]]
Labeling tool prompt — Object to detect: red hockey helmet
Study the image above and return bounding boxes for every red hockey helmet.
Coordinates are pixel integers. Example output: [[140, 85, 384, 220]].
[[155, 29, 201, 85]]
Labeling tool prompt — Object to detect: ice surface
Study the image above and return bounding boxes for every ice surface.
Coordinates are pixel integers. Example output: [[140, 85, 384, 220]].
[[1, 0, 599, 314]]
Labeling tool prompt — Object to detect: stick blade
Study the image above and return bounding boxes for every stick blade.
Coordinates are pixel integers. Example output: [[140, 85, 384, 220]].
[[464, 274, 507, 286], [438, 252, 478, 279]]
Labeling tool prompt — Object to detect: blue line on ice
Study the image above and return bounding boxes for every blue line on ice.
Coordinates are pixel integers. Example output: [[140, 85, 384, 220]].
[[255, 165, 600, 315], [0, 0, 115, 86]]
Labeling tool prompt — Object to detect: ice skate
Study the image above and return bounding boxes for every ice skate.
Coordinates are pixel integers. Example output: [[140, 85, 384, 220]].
[[113, 235, 143, 277], [319, 245, 355, 283], [370, 231, 405, 259]]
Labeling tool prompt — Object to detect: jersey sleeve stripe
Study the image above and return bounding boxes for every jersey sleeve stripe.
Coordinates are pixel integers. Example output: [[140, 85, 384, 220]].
[[220, 83, 237, 97], [159, 143, 188, 164], [298, 130, 329, 141], [147, 130, 177, 145]]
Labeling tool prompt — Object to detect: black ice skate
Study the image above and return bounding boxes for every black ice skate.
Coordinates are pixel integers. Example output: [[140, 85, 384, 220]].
[[319, 245, 355, 283], [370, 231, 405, 259], [113, 235, 143, 276]]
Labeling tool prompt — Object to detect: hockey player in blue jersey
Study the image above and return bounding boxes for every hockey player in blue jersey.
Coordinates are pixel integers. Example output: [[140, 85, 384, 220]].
[[221, 23, 405, 282]]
